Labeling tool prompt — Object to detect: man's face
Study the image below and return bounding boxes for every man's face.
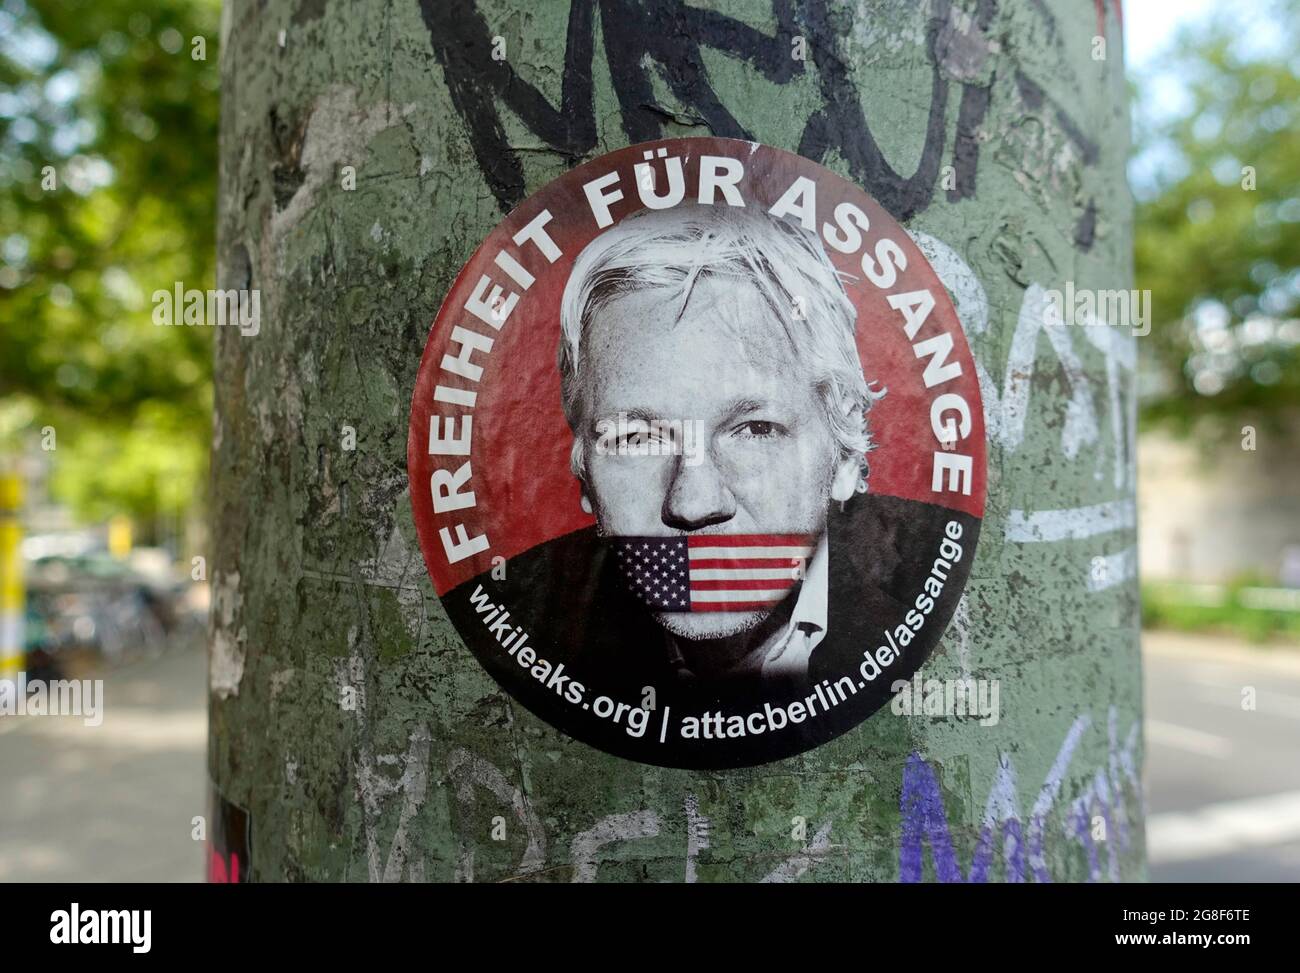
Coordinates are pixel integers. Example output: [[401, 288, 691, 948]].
[[580, 275, 848, 641]]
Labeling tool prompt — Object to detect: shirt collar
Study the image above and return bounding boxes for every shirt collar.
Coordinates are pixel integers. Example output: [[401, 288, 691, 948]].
[[660, 532, 831, 681], [788, 532, 829, 641], [756, 532, 829, 680]]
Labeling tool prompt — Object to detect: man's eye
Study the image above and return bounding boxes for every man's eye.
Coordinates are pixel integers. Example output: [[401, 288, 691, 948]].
[[616, 427, 673, 452], [734, 420, 783, 439]]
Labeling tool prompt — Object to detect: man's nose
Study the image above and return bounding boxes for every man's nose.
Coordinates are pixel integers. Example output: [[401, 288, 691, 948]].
[[661, 450, 735, 531]]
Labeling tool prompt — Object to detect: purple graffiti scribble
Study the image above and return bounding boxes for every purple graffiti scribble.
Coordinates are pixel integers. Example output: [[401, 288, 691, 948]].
[[900, 753, 1035, 883], [1028, 813, 1052, 883], [899, 753, 965, 883], [1068, 801, 1101, 881], [968, 818, 1025, 883], [900, 753, 1031, 883], [902, 710, 1139, 883]]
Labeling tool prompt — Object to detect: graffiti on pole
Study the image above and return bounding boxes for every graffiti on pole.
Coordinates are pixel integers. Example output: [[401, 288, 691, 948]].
[[420, 0, 1100, 242], [899, 706, 1142, 882]]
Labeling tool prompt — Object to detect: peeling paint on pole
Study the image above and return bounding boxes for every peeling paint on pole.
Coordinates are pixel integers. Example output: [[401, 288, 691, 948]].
[[212, 0, 1142, 882]]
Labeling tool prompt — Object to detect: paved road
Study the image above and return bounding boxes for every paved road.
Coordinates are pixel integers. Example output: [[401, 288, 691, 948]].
[[1144, 630, 1300, 881], [1, 630, 1295, 881], [0, 646, 207, 882]]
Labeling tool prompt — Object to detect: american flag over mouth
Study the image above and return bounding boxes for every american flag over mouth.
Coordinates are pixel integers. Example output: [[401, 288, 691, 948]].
[[612, 534, 816, 612]]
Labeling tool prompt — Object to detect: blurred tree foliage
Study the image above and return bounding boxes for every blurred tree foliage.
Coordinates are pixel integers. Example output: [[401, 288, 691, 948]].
[[0, 0, 219, 537], [1133, 0, 1300, 433]]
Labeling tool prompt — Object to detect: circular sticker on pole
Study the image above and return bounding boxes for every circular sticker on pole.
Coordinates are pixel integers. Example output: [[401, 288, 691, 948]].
[[409, 138, 986, 769]]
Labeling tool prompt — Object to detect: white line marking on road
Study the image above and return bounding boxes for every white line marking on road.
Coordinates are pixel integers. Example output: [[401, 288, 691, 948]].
[[1145, 719, 1231, 758], [1148, 790, 1300, 864], [1186, 663, 1235, 687]]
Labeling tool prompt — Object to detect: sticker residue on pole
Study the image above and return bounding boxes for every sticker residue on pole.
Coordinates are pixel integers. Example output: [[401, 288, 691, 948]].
[[207, 786, 250, 883]]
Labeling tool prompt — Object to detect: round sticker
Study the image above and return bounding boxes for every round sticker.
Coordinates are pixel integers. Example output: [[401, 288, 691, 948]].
[[409, 138, 986, 769]]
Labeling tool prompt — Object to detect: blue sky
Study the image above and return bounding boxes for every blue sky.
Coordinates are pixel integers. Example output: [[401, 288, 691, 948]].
[[1125, 0, 1221, 71], [1122, 0, 1285, 198]]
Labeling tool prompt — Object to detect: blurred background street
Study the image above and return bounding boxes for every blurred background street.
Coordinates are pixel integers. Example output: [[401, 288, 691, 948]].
[[1145, 631, 1300, 881], [0, 642, 205, 881]]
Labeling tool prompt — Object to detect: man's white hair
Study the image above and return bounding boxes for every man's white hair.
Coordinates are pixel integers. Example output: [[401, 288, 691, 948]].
[[558, 204, 884, 487]]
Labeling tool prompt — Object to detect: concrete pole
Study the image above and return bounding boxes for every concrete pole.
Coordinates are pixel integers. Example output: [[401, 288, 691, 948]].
[[210, 0, 1142, 881]]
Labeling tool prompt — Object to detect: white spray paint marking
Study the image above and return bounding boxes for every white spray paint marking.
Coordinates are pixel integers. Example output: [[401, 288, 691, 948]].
[[1113, 709, 1142, 805], [447, 747, 547, 882], [992, 288, 1138, 597], [761, 821, 834, 882], [917, 244, 1143, 606], [218, 2, 234, 66], [1043, 319, 1099, 461], [971, 283, 1136, 483], [911, 241, 1138, 499], [334, 646, 432, 883], [569, 810, 661, 883], [358, 523, 415, 586], [1032, 714, 1092, 820], [684, 793, 710, 883], [978, 754, 1023, 879], [1067, 767, 1120, 882], [1005, 499, 1136, 542], [376, 725, 431, 883], [909, 230, 990, 335], [1079, 324, 1134, 489], [990, 284, 1100, 457], [1026, 714, 1091, 880], [981, 753, 1021, 831], [1076, 303, 1138, 369], [1087, 546, 1136, 591]]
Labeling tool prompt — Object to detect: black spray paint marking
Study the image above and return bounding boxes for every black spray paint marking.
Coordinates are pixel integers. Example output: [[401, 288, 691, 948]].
[[422, 1, 1102, 236]]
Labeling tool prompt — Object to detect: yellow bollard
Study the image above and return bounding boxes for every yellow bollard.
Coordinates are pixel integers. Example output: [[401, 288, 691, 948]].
[[108, 513, 133, 560], [0, 474, 24, 680]]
